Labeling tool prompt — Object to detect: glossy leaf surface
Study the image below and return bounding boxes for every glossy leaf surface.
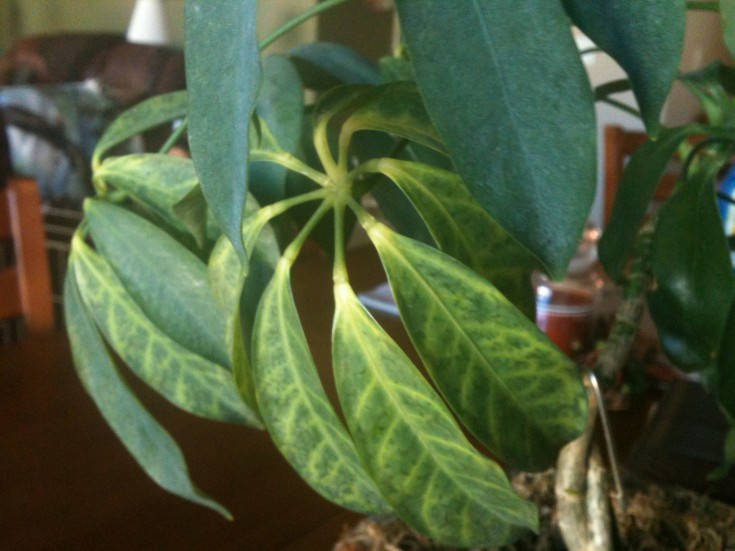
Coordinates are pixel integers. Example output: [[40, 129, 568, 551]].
[[289, 42, 381, 90], [64, 268, 230, 518], [367, 223, 587, 471], [395, 0, 596, 278], [375, 158, 537, 317], [85, 200, 230, 369], [93, 91, 188, 166], [562, 0, 686, 132], [185, 0, 259, 257], [599, 125, 707, 280], [648, 162, 735, 372], [72, 237, 257, 426], [251, 262, 390, 515], [332, 283, 537, 547]]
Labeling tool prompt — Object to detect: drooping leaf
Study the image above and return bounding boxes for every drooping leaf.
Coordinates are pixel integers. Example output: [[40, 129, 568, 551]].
[[341, 82, 447, 155], [185, 0, 260, 258], [562, 0, 686, 133], [93, 91, 188, 167], [85, 199, 229, 369], [374, 158, 538, 317], [64, 266, 231, 518], [332, 283, 537, 547], [648, 158, 735, 372], [72, 236, 258, 426], [288, 42, 381, 91], [599, 124, 708, 281], [395, 0, 596, 278], [251, 261, 390, 515], [366, 222, 588, 471], [251, 55, 304, 205]]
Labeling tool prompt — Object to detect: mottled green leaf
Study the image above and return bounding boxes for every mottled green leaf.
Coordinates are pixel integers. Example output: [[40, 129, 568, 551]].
[[72, 236, 257, 426], [395, 0, 596, 278], [562, 0, 686, 133], [366, 222, 587, 471], [251, 261, 390, 514], [341, 82, 446, 154], [251, 55, 304, 205], [185, 0, 260, 257], [93, 91, 188, 167], [374, 158, 537, 317], [332, 283, 537, 547], [85, 199, 229, 369], [289, 42, 381, 91], [599, 125, 707, 281], [649, 160, 735, 372], [64, 266, 230, 518]]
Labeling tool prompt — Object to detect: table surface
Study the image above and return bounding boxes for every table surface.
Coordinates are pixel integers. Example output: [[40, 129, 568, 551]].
[[0, 246, 394, 551]]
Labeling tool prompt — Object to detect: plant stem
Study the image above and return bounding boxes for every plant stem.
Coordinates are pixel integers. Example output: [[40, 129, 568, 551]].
[[333, 202, 349, 285], [159, 118, 188, 154], [281, 199, 333, 267], [599, 97, 641, 119], [250, 149, 330, 187], [687, 1, 719, 11], [258, 0, 354, 51]]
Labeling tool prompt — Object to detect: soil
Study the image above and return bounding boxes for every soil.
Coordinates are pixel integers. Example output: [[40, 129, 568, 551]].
[[333, 471, 735, 551]]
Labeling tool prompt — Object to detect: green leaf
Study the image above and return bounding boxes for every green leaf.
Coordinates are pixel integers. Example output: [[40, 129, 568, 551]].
[[251, 55, 304, 205], [394, 0, 596, 278], [93, 91, 188, 167], [64, 266, 231, 518], [185, 0, 260, 258], [341, 82, 446, 155], [289, 42, 381, 90], [332, 283, 537, 547], [374, 158, 538, 317], [681, 62, 735, 127], [721, 0, 735, 58], [366, 222, 588, 471], [562, 0, 686, 133], [85, 199, 230, 369], [251, 261, 390, 515], [717, 298, 735, 425], [648, 159, 735, 371], [72, 236, 258, 426], [599, 125, 707, 280]]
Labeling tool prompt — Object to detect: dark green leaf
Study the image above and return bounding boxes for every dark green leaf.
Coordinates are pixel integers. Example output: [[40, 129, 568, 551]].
[[72, 236, 257, 426], [648, 160, 735, 371], [185, 0, 260, 258], [722, 0, 735, 58], [718, 298, 735, 425], [367, 222, 588, 471], [252, 262, 390, 515], [289, 42, 381, 90], [251, 55, 304, 205], [395, 0, 597, 278], [599, 125, 707, 280], [341, 82, 446, 154], [562, 0, 686, 133], [93, 91, 188, 167], [85, 199, 230, 370], [375, 158, 538, 317], [333, 283, 537, 547], [64, 265, 231, 518]]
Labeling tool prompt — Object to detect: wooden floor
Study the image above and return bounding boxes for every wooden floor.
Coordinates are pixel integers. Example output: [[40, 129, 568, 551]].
[[0, 247, 391, 550]]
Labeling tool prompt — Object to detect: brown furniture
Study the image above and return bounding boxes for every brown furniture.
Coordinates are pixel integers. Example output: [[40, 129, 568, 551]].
[[603, 125, 678, 224], [0, 108, 54, 336]]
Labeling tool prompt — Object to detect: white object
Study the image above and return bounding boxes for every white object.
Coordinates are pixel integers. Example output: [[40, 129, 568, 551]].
[[127, 0, 170, 45]]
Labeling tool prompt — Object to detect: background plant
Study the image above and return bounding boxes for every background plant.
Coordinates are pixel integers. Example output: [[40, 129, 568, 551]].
[[62, 0, 735, 548]]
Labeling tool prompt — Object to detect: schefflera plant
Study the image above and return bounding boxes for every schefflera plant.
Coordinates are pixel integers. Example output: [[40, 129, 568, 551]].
[[57, 1, 695, 548], [63, 75, 589, 551]]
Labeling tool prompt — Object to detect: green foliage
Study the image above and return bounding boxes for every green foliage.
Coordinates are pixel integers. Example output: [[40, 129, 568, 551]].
[[61, 0, 735, 547]]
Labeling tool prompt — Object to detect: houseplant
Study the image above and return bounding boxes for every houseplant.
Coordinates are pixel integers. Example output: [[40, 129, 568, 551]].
[[62, 0, 735, 548]]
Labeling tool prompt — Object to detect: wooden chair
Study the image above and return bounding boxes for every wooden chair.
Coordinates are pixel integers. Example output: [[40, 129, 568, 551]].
[[0, 112, 54, 337], [603, 125, 678, 224]]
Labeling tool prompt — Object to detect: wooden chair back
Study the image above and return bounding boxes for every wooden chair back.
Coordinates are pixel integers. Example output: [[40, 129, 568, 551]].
[[603, 125, 678, 224], [0, 114, 54, 335]]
